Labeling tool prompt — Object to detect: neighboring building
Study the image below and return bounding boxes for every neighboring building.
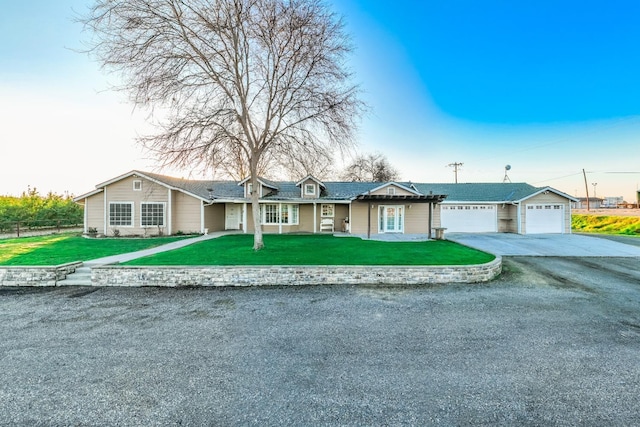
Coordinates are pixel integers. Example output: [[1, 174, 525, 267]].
[[602, 196, 624, 208], [74, 171, 577, 237], [572, 197, 603, 210]]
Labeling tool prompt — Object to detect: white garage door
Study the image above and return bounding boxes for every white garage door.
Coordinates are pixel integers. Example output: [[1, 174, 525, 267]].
[[441, 205, 497, 233], [525, 204, 564, 234]]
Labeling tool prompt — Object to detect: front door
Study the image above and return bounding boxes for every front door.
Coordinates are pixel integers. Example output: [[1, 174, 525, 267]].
[[225, 204, 241, 230], [378, 205, 404, 233]]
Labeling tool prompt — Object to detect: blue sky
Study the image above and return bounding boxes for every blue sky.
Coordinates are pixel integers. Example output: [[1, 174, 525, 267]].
[[1, 0, 639, 201]]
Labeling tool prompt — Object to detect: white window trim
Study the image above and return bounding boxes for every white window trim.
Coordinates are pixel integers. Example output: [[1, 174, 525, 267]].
[[377, 205, 404, 233], [261, 203, 299, 225], [305, 184, 316, 196], [140, 202, 166, 227], [133, 180, 142, 191], [387, 187, 396, 195], [321, 203, 335, 217], [109, 202, 135, 228]]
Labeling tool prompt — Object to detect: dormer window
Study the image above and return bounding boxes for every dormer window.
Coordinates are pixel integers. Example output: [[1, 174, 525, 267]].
[[305, 184, 316, 196], [247, 183, 253, 197]]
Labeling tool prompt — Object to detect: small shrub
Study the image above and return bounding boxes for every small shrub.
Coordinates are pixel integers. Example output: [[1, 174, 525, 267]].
[[112, 228, 121, 237], [87, 227, 98, 237]]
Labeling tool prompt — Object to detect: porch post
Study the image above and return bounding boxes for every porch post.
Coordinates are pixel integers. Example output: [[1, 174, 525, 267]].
[[84, 197, 88, 234], [200, 203, 205, 234], [103, 187, 107, 235], [167, 189, 172, 235], [278, 202, 282, 234], [313, 202, 317, 233], [243, 202, 248, 233], [367, 202, 371, 239], [428, 202, 433, 239]]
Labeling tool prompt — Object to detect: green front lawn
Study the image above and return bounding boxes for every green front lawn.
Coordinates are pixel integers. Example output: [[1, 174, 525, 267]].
[[0, 234, 189, 266], [124, 234, 495, 266]]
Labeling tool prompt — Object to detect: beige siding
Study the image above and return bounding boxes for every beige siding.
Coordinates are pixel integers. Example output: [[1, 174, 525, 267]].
[[85, 193, 105, 234], [497, 204, 517, 233], [521, 192, 572, 234], [105, 176, 169, 236], [349, 201, 375, 235], [334, 204, 349, 232], [172, 190, 202, 234], [433, 205, 442, 228], [403, 204, 431, 233], [370, 184, 414, 196], [205, 204, 225, 232]]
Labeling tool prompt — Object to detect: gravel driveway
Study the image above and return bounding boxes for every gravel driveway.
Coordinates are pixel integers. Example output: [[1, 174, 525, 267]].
[[1, 255, 640, 425]]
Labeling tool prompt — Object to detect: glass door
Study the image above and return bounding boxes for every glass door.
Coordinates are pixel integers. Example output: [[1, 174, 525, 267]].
[[378, 205, 404, 233]]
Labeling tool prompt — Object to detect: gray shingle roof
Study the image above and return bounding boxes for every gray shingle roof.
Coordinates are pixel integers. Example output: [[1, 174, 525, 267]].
[[410, 182, 541, 202], [133, 171, 563, 203]]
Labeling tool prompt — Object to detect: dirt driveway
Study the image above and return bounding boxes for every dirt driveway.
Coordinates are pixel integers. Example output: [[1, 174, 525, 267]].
[[448, 232, 640, 256], [1, 256, 640, 425]]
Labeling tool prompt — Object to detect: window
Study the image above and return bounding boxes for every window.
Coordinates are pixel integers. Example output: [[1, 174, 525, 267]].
[[321, 204, 334, 217], [109, 202, 133, 227], [263, 204, 279, 224], [305, 184, 315, 195], [141, 202, 165, 227], [247, 183, 253, 197], [133, 180, 142, 191], [387, 187, 396, 195], [261, 204, 299, 225]]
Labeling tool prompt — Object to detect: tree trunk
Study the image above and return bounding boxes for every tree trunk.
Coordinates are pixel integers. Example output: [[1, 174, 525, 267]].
[[250, 175, 264, 251]]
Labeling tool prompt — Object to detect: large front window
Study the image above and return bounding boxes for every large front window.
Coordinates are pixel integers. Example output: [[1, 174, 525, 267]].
[[109, 202, 133, 227], [141, 202, 165, 227], [261, 204, 299, 225]]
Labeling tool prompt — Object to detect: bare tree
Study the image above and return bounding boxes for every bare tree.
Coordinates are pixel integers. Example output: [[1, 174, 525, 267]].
[[341, 152, 400, 182], [81, 0, 363, 250]]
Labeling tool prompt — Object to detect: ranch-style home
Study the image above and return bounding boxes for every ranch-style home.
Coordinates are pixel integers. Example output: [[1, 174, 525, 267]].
[[74, 170, 577, 237]]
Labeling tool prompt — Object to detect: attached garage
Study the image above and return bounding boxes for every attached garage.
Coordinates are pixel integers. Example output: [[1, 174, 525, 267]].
[[441, 204, 497, 233], [525, 204, 565, 234]]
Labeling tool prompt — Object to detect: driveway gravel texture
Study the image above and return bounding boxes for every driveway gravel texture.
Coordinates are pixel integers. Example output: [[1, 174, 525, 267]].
[[1, 256, 640, 425]]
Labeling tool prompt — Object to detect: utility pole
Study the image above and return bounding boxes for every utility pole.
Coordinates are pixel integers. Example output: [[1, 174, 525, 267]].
[[583, 169, 590, 212], [448, 162, 463, 184]]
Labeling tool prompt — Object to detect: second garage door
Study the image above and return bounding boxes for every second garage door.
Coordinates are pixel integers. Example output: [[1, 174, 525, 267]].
[[525, 204, 565, 234], [441, 205, 497, 233]]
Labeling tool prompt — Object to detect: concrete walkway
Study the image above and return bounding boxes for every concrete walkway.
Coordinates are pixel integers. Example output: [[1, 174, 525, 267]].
[[84, 231, 240, 267]]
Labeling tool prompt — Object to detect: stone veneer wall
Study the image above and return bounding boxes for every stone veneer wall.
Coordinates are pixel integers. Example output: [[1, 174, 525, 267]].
[[0, 262, 82, 287], [92, 257, 501, 287]]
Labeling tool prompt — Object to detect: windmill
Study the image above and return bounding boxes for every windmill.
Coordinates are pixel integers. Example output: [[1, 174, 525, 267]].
[[503, 165, 512, 183]]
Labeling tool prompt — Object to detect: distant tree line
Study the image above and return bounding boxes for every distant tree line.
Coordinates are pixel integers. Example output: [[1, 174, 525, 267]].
[[0, 187, 83, 233]]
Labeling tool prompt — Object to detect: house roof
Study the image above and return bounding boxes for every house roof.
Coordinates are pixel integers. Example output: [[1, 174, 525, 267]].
[[411, 182, 577, 203], [76, 171, 576, 204]]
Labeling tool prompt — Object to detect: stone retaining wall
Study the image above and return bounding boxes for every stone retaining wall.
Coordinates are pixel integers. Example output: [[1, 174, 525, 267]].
[[92, 257, 502, 287], [0, 262, 82, 287]]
